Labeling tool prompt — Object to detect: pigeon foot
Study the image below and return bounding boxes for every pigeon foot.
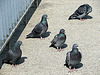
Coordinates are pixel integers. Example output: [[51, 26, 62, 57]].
[[57, 48, 64, 52], [72, 68, 77, 71], [40, 37, 45, 40], [12, 64, 19, 67], [80, 19, 87, 21], [68, 68, 77, 73]]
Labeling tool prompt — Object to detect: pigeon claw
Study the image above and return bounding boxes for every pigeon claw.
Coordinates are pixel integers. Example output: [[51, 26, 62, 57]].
[[57, 48, 64, 52], [80, 19, 87, 21], [57, 49, 61, 52], [68, 68, 77, 73], [12, 64, 19, 67]]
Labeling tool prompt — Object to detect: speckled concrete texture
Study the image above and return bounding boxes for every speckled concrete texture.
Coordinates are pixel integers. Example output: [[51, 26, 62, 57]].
[[0, 0, 100, 75]]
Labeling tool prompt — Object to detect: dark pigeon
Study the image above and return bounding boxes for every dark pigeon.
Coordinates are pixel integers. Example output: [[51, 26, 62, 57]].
[[64, 44, 82, 72], [34, 0, 39, 7], [26, 14, 48, 39], [49, 29, 66, 51], [2, 41, 22, 66], [68, 4, 92, 21]]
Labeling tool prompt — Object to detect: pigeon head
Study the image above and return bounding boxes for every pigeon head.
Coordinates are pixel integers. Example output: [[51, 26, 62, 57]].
[[68, 14, 76, 20], [17, 41, 22, 46], [41, 14, 48, 24], [72, 44, 79, 53], [15, 41, 22, 47], [72, 44, 78, 49], [42, 14, 48, 19], [13, 41, 22, 50], [59, 29, 65, 34]]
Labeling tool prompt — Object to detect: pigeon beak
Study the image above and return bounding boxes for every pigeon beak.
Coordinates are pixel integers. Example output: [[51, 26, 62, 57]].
[[21, 43, 23, 46], [77, 47, 79, 49], [64, 31, 65, 34], [46, 17, 49, 19]]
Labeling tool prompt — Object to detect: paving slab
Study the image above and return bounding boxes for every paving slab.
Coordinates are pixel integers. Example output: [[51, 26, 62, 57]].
[[0, 0, 100, 75]]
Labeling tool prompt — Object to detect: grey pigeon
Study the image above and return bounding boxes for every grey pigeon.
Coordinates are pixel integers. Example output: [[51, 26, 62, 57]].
[[49, 29, 66, 51], [26, 14, 48, 39], [2, 41, 22, 66], [64, 44, 82, 72], [68, 4, 92, 20]]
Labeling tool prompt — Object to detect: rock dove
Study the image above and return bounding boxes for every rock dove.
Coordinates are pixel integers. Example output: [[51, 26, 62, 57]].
[[34, 0, 38, 7], [68, 4, 92, 21], [2, 41, 22, 66], [26, 14, 48, 39], [49, 29, 66, 51], [64, 44, 82, 72]]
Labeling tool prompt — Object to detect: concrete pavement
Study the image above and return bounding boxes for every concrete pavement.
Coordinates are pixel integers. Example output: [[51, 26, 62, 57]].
[[0, 0, 100, 75]]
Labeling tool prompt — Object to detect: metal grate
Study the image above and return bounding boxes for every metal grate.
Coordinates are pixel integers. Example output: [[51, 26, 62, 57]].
[[0, 0, 35, 52]]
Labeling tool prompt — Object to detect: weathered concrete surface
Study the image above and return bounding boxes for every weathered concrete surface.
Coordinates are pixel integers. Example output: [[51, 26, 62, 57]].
[[0, 0, 100, 75]]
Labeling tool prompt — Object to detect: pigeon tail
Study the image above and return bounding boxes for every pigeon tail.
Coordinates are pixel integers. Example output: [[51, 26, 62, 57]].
[[49, 44, 54, 47], [49, 44, 58, 49], [68, 14, 77, 20], [2, 58, 9, 64], [68, 16, 72, 20], [26, 33, 34, 39]]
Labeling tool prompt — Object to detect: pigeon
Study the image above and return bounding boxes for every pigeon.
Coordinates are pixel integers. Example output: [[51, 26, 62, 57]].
[[26, 14, 48, 39], [68, 4, 92, 21], [49, 29, 66, 51], [64, 44, 82, 72], [2, 41, 22, 66], [34, 0, 38, 7]]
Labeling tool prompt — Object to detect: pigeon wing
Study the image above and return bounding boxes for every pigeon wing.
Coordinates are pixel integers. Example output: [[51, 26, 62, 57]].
[[32, 23, 43, 35], [75, 5, 87, 16], [3, 50, 14, 63], [66, 51, 71, 65], [51, 34, 58, 44]]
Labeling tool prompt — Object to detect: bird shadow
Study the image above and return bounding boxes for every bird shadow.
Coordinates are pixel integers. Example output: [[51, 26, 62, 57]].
[[61, 44, 68, 49], [43, 31, 51, 38], [17, 57, 27, 65], [64, 63, 83, 69], [75, 63, 83, 69], [83, 15, 93, 19]]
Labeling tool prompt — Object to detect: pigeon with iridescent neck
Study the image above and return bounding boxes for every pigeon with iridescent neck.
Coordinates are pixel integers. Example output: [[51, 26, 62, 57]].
[[68, 4, 92, 21], [2, 41, 22, 66], [26, 14, 48, 39], [64, 44, 82, 72], [49, 29, 66, 51]]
